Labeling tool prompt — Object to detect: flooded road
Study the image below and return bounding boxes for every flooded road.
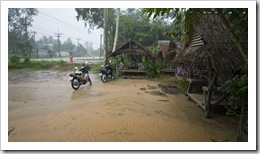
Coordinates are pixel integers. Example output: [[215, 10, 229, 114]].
[[8, 69, 238, 142]]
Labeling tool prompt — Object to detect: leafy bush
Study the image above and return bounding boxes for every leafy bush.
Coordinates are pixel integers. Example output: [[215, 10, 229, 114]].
[[221, 74, 248, 104], [23, 57, 31, 64], [89, 63, 103, 72], [179, 77, 189, 89], [9, 54, 20, 64], [144, 58, 160, 78], [221, 73, 248, 141]]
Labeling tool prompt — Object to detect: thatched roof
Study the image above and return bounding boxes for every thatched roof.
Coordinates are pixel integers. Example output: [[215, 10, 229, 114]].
[[174, 14, 244, 74], [157, 40, 184, 61], [158, 40, 171, 55], [108, 40, 155, 59]]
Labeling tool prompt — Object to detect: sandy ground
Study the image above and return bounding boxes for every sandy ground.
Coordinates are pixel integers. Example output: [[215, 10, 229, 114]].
[[8, 69, 238, 142]]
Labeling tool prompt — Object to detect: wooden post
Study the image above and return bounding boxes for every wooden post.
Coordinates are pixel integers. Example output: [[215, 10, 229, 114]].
[[116, 66, 118, 76], [205, 59, 213, 118]]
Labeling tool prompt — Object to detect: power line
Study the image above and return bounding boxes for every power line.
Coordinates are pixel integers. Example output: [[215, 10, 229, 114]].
[[30, 28, 88, 45], [30, 30, 54, 37], [30, 9, 101, 49], [40, 10, 85, 32], [35, 13, 89, 42], [31, 25, 56, 35], [38, 9, 102, 35], [38, 10, 86, 34]]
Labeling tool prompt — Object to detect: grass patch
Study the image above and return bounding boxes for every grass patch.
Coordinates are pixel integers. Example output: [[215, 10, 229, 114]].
[[89, 63, 103, 73], [8, 60, 104, 73], [9, 60, 75, 71]]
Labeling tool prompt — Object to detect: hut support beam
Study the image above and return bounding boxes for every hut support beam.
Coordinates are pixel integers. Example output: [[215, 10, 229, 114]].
[[205, 59, 214, 118]]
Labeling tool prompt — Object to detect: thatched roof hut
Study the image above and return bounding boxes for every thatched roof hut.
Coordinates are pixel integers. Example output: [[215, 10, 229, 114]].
[[173, 14, 245, 118], [108, 40, 155, 59], [174, 14, 244, 82], [157, 40, 184, 61]]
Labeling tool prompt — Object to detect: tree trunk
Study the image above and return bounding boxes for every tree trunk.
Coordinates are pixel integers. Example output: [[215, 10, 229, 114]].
[[103, 8, 109, 66], [112, 8, 120, 52]]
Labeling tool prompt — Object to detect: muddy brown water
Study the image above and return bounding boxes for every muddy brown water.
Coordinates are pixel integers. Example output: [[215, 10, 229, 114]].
[[8, 69, 238, 142]]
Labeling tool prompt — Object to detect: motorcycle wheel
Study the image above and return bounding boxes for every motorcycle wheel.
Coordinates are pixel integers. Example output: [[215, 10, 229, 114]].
[[71, 78, 80, 90], [101, 74, 107, 83]]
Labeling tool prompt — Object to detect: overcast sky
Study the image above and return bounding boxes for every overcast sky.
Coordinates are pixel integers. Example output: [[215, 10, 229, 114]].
[[29, 8, 102, 50]]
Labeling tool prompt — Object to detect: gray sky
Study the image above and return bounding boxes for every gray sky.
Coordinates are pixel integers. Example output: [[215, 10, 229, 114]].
[[29, 8, 102, 50]]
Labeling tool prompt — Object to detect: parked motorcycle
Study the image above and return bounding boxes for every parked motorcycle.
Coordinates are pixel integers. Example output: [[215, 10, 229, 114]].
[[69, 62, 92, 90], [99, 63, 115, 83]]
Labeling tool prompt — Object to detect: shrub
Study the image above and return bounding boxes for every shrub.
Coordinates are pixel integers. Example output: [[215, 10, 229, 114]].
[[220, 73, 248, 142], [90, 63, 103, 72], [23, 57, 31, 64], [145, 59, 160, 78], [9, 54, 20, 64], [179, 77, 189, 89]]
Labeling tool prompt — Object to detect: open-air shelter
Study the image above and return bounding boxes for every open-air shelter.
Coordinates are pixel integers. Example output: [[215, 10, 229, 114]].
[[108, 40, 155, 76]]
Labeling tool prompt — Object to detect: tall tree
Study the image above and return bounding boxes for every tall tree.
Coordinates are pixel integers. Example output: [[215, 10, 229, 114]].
[[8, 8, 38, 54], [62, 38, 76, 51]]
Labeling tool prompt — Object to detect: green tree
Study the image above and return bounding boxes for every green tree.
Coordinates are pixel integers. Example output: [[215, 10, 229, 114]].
[[120, 9, 172, 47], [8, 8, 38, 55], [36, 36, 51, 50], [62, 38, 76, 51]]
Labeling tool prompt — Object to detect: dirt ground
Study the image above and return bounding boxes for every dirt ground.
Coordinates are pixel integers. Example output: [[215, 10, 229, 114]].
[[8, 69, 238, 142]]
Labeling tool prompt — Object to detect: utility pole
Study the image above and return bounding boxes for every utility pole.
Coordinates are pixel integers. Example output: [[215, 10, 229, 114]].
[[90, 42, 93, 58], [76, 36, 81, 53], [103, 8, 108, 65], [32, 31, 37, 58], [86, 41, 89, 56], [85, 41, 88, 57], [55, 30, 62, 57], [100, 34, 103, 59]]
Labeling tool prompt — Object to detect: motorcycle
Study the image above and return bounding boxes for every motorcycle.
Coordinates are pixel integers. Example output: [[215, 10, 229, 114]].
[[69, 64, 92, 90], [99, 64, 115, 83]]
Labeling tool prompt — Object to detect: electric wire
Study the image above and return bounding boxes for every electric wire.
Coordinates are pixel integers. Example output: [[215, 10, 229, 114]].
[[29, 9, 101, 49]]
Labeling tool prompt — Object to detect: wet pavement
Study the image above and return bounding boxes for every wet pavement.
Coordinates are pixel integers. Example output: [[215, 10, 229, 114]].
[[8, 69, 239, 142]]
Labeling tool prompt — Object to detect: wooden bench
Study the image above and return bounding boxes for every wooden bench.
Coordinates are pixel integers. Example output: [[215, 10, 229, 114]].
[[117, 69, 146, 77], [161, 68, 176, 74]]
